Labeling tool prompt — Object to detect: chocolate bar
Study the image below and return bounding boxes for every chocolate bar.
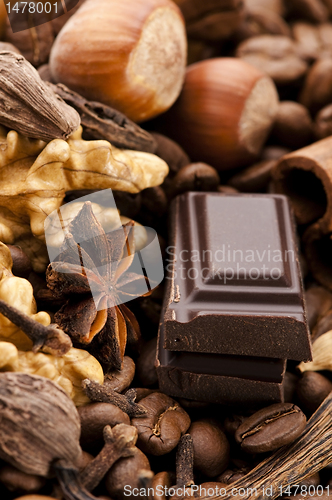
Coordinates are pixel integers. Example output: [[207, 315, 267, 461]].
[[156, 192, 312, 406]]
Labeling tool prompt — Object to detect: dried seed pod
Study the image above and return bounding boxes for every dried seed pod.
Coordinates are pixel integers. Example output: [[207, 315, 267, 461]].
[[0, 51, 80, 141], [0, 372, 82, 477]]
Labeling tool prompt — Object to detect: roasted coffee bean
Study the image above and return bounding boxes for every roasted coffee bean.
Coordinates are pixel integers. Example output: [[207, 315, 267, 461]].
[[7, 245, 32, 279], [234, 7, 290, 42], [313, 308, 332, 339], [228, 160, 276, 192], [131, 392, 191, 455], [104, 447, 150, 500], [151, 132, 190, 176], [235, 403, 307, 453], [314, 103, 332, 139], [140, 186, 168, 217], [112, 191, 142, 219], [37, 64, 54, 83], [217, 185, 239, 194], [189, 419, 230, 477], [283, 371, 300, 403], [293, 22, 322, 62], [136, 337, 158, 387], [297, 372, 332, 413], [305, 286, 332, 330], [104, 356, 136, 393], [261, 146, 291, 161], [79, 403, 130, 450], [287, 0, 329, 23], [271, 101, 313, 149], [152, 471, 173, 500], [0, 465, 46, 493], [170, 163, 220, 197], [236, 35, 308, 85], [135, 388, 159, 402], [224, 415, 246, 436], [217, 467, 251, 484], [300, 58, 332, 114]]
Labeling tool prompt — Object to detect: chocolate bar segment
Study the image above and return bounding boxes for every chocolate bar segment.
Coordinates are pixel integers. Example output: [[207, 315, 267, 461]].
[[162, 193, 311, 361], [157, 192, 312, 405]]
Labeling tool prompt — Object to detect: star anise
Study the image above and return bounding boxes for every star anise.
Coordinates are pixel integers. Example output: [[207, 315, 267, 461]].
[[46, 202, 152, 371]]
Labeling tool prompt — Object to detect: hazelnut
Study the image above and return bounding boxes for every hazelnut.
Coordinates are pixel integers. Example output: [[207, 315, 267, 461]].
[[163, 58, 279, 171], [49, 0, 187, 123]]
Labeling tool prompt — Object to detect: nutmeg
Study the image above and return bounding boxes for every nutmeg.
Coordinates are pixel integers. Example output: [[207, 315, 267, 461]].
[[163, 58, 279, 171], [49, 0, 187, 123]]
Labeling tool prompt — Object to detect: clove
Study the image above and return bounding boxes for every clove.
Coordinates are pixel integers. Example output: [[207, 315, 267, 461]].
[[82, 379, 147, 418], [176, 434, 195, 488], [80, 424, 137, 491], [0, 298, 72, 356]]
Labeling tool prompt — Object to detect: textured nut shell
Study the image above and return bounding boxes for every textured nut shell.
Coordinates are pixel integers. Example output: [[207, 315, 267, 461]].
[[0, 372, 82, 477], [165, 58, 278, 171], [50, 0, 187, 123]]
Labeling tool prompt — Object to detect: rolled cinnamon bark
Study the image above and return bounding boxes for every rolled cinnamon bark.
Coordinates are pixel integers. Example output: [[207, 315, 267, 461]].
[[272, 137, 332, 230]]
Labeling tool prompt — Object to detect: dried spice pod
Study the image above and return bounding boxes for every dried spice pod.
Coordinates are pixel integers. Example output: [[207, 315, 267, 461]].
[[0, 372, 82, 477], [272, 137, 332, 229], [49, 83, 157, 153], [0, 51, 80, 141]]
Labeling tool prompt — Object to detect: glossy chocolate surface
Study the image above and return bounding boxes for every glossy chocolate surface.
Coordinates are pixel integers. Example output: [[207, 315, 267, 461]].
[[162, 192, 311, 360], [157, 192, 312, 405]]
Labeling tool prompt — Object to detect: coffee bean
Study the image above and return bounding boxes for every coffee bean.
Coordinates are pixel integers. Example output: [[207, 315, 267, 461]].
[[0, 464, 46, 493], [300, 58, 332, 114], [236, 35, 308, 85], [235, 403, 307, 453], [151, 132, 190, 176], [314, 104, 332, 140], [131, 392, 191, 455], [78, 403, 130, 450], [271, 101, 313, 149], [313, 309, 332, 339], [228, 159, 276, 192], [224, 415, 246, 436], [170, 163, 220, 197], [7, 245, 32, 279], [297, 372, 332, 413], [305, 286, 332, 330], [136, 337, 158, 387], [104, 447, 151, 500], [189, 419, 230, 477]]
